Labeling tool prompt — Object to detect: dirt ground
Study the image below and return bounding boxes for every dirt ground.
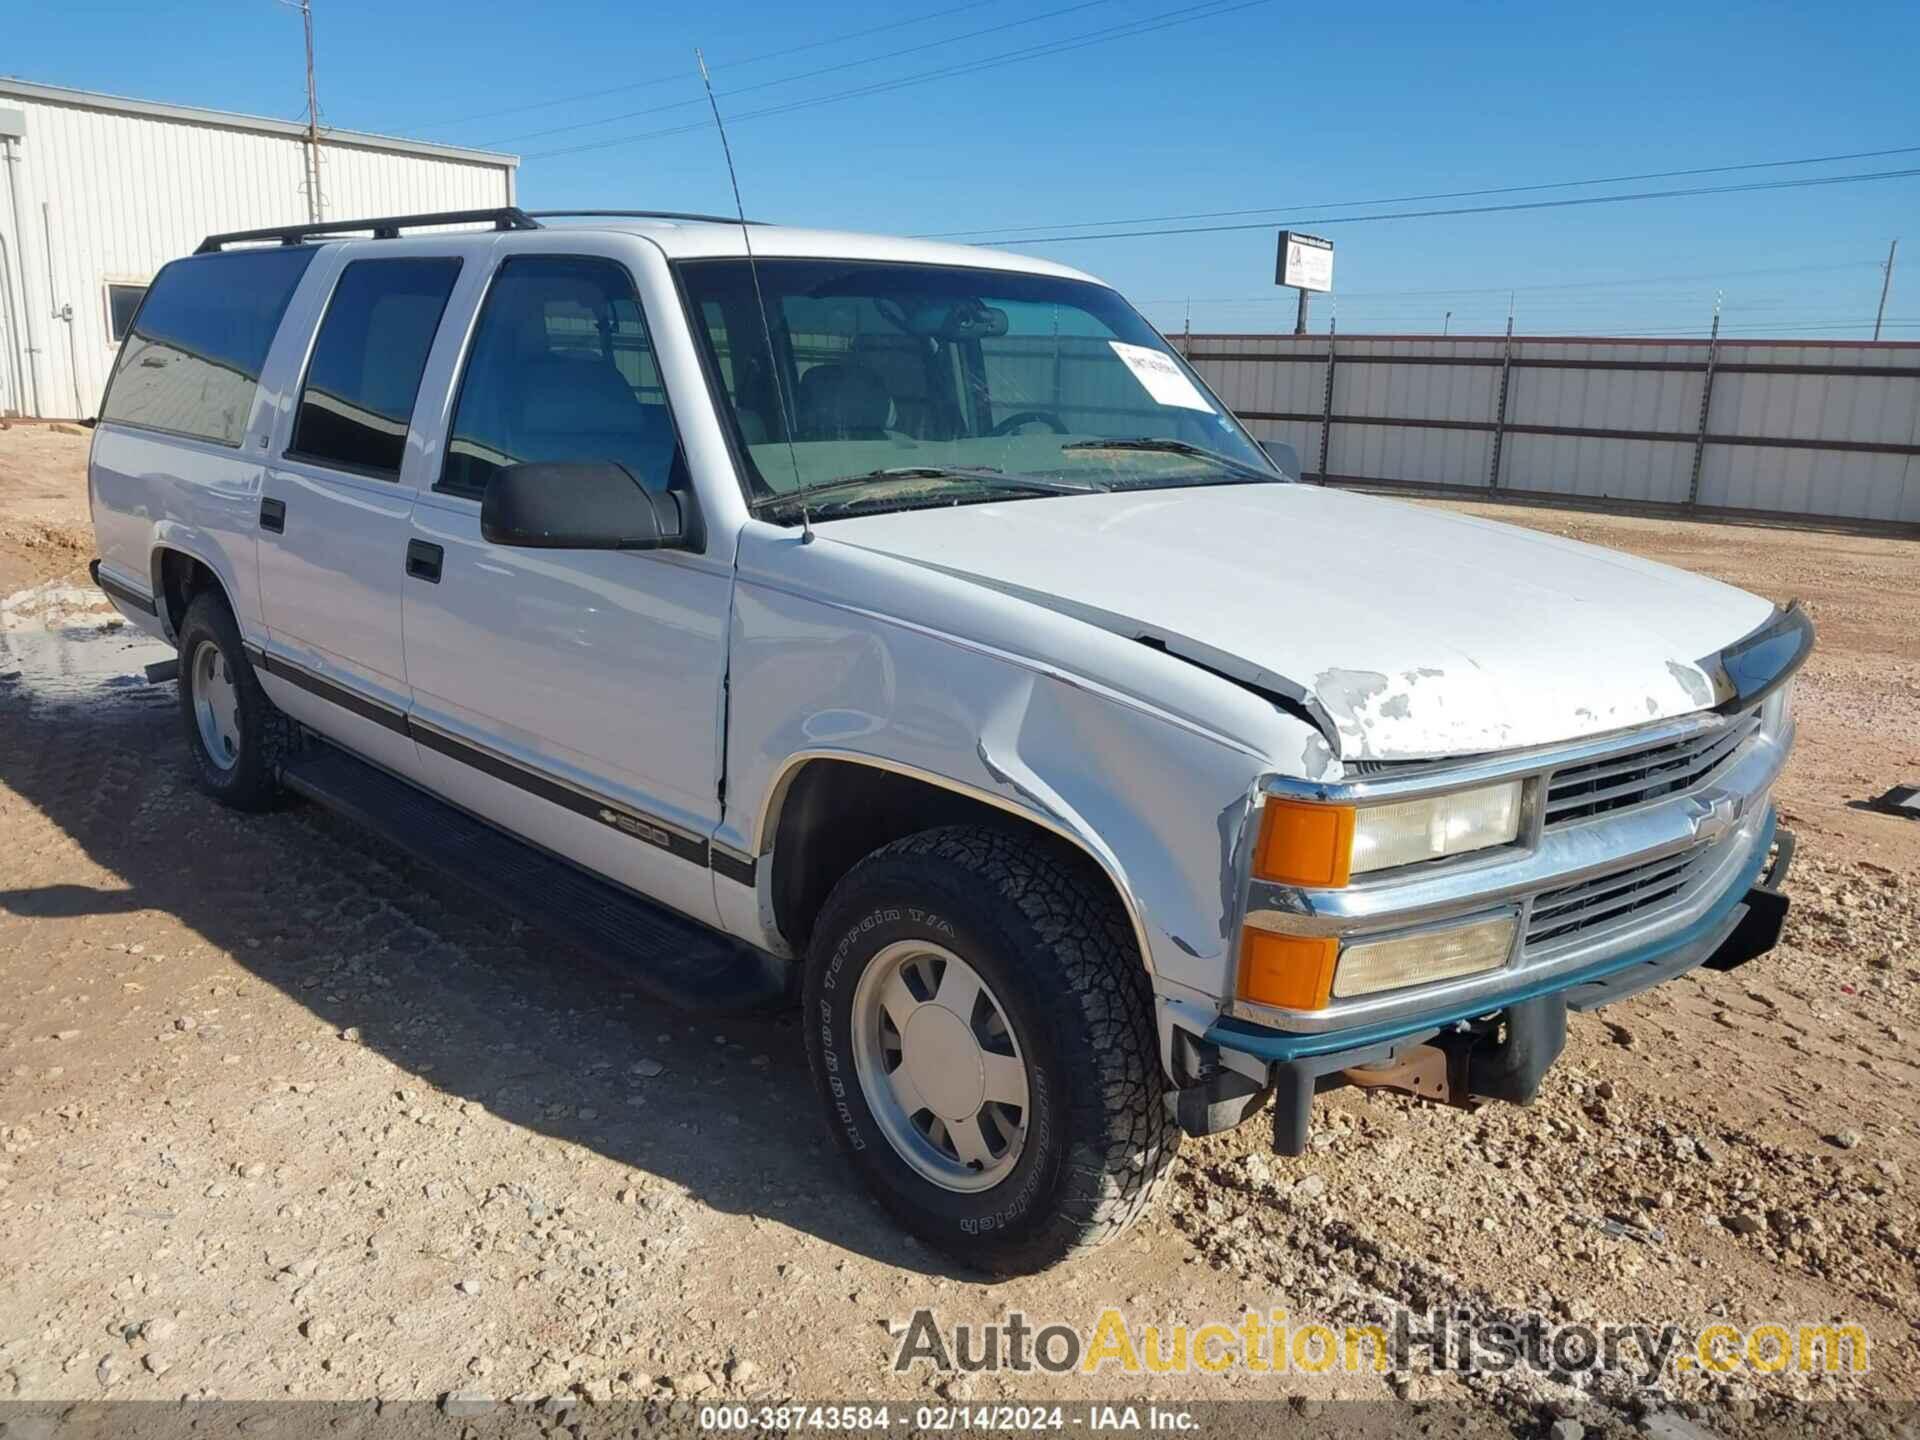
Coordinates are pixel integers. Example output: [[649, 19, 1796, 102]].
[[1, 427, 1915, 1431], [0, 424, 95, 590]]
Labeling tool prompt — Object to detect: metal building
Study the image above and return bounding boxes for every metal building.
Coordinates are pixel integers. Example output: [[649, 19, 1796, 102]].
[[0, 79, 518, 420]]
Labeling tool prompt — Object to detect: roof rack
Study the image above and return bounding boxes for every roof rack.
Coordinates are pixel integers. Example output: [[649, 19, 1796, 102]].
[[522, 209, 764, 226], [196, 207, 541, 254]]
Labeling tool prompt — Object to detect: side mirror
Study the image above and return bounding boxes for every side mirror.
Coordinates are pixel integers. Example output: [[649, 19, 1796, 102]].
[[481, 462, 698, 551], [1260, 439, 1301, 480]]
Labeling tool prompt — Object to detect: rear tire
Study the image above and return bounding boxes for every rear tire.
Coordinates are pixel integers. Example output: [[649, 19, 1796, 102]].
[[176, 591, 295, 812], [803, 825, 1180, 1274]]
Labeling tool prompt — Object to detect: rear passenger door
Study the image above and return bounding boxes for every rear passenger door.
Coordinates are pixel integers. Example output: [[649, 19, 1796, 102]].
[[254, 250, 464, 778], [401, 248, 732, 928]]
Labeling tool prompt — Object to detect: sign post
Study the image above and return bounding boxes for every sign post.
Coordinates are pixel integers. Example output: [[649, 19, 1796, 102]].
[[1275, 231, 1334, 334]]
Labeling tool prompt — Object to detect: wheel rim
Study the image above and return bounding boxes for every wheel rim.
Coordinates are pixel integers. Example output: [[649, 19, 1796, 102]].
[[190, 639, 242, 773], [850, 940, 1031, 1193]]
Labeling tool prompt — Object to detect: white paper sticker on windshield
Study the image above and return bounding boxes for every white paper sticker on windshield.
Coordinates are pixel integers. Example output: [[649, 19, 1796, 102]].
[[1107, 340, 1215, 412]]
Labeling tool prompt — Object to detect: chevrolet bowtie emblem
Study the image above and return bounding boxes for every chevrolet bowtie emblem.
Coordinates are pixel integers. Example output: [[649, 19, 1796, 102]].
[[1684, 793, 1741, 843]]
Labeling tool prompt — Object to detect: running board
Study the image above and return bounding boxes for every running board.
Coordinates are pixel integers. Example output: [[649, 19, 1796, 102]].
[[280, 744, 791, 1015]]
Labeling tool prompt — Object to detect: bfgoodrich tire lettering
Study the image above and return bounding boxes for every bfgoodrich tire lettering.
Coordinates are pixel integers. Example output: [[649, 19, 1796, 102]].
[[803, 825, 1181, 1274], [175, 591, 297, 812]]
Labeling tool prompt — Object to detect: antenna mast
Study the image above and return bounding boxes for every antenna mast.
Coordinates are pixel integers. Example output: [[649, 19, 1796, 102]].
[[696, 49, 809, 541], [279, 0, 324, 222]]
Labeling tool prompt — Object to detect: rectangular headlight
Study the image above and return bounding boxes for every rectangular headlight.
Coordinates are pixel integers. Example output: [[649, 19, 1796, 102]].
[[1349, 781, 1523, 876], [1332, 914, 1517, 998], [1256, 780, 1523, 887]]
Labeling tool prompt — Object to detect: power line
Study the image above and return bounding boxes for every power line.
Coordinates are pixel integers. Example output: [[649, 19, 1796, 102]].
[[521, 0, 1261, 159], [421, 0, 1003, 131], [1554, 319, 1918, 336], [522, 0, 1271, 161], [484, 0, 1123, 148], [1142, 258, 1886, 306], [920, 145, 1920, 240], [1171, 303, 1862, 325], [977, 167, 1920, 246], [1149, 256, 1906, 338]]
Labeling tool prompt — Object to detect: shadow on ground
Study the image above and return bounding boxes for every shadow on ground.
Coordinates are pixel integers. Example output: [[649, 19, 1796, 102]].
[[0, 617, 966, 1278]]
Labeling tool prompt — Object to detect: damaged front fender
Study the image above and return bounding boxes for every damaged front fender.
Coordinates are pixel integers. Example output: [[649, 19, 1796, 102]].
[[713, 527, 1331, 1013]]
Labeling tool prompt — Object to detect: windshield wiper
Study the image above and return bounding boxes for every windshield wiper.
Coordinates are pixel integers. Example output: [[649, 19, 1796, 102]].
[[751, 466, 1104, 518], [1058, 436, 1278, 481]]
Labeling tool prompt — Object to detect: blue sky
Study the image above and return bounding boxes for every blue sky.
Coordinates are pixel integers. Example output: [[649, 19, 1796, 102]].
[[13, 0, 1918, 337]]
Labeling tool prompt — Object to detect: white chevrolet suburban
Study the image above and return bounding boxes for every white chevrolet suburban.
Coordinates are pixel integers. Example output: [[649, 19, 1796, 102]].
[[86, 207, 1809, 1273]]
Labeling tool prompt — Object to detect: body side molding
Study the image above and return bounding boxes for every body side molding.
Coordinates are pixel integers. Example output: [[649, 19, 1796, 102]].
[[90, 559, 158, 615], [251, 646, 712, 868]]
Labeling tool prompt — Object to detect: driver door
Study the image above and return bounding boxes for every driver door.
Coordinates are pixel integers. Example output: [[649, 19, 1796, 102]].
[[400, 247, 731, 927]]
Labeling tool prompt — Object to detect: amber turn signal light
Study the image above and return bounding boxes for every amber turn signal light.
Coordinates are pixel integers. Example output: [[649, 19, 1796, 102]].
[[1255, 798, 1356, 888], [1237, 930, 1338, 1011]]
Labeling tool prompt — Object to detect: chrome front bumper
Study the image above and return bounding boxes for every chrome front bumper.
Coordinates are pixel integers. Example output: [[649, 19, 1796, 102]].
[[1194, 821, 1788, 1151], [1165, 604, 1811, 1149], [1228, 707, 1791, 1038]]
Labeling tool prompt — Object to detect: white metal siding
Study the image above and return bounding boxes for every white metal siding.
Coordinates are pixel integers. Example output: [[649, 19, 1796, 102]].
[[0, 89, 513, 418]]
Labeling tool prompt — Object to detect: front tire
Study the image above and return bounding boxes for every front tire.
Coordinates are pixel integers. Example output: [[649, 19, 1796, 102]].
[[803, 825, 1181, 1274], [176, 591, 295, 811]]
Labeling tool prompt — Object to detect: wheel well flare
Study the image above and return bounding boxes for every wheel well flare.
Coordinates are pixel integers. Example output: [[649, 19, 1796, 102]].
[[765, 758, 1145, 973]]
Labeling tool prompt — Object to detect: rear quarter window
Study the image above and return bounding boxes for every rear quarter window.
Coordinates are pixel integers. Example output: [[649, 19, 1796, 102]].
[[99, 246, 317, 446]]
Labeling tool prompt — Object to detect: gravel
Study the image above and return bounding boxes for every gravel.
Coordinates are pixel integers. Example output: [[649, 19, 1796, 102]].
[[2, 428, 1915, 1428]]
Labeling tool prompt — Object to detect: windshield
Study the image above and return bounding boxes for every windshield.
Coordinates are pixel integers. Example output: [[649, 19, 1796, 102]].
[[675, 258, 1279, 520]]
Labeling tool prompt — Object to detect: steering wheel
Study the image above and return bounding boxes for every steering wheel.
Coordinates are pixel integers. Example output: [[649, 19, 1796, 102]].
[[988, 410, 1069, 437]]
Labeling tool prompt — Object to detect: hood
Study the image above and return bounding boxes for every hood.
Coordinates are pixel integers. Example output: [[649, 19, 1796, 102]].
[[817, 484, 1777, 763]]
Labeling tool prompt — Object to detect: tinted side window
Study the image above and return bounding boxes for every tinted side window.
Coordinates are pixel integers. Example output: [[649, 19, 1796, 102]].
[[99, 247, 316, 445], [291, 257, 462, 477], [441, 256, 679, 500]]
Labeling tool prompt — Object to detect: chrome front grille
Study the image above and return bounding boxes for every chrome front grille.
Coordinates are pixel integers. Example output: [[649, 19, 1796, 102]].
[[1543, 709, 1759, 828], [1525, 843, 1717, 951]]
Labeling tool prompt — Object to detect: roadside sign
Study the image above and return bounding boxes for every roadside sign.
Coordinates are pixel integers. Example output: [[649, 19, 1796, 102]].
[[1276, 231, 1334, 292]]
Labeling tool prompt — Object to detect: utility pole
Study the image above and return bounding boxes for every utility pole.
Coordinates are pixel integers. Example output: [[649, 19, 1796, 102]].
[[1873, 238, 1898, 341], [1487, 300, 1515, 492], [1686, 293, 1723, 508], [297, 0, 323, 223]]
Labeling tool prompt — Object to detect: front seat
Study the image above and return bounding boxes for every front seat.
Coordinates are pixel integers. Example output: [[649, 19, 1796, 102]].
[[510, 338, 675, 491], [796, 362, 892, 441]]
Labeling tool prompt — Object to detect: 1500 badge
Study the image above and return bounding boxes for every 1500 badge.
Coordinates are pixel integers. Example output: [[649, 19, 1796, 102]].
[[598, 807, 671, 849]]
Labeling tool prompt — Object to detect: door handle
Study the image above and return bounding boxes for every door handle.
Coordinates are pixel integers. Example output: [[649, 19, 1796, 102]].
[[405, 539, 444, 584], [259, 497, 286, 533]]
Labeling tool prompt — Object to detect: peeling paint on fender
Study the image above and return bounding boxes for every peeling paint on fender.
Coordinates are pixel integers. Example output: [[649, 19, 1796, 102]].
[[1300, 732, 1336, 780], [1313, 667, 1392, 743]]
